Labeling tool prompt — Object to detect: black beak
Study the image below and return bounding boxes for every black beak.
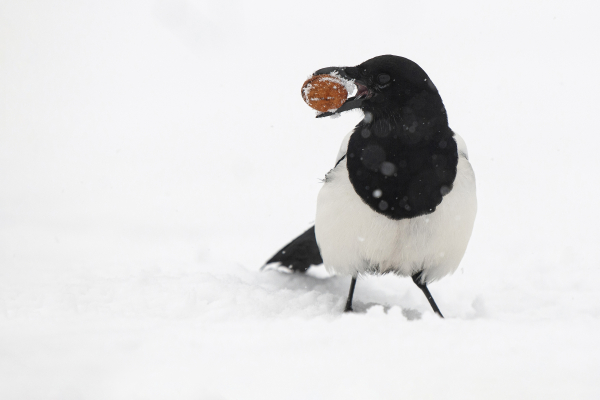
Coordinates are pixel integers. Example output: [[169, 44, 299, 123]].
[[311, 66, 369, 118]]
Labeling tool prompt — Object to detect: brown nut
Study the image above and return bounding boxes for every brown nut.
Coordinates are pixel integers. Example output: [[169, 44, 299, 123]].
[[301, 74, 348, 112]]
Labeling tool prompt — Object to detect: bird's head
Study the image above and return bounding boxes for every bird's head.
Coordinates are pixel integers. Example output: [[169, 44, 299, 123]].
[[314, 55, 444, 122]]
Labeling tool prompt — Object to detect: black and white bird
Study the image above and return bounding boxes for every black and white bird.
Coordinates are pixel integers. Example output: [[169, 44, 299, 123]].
[[265, 55, 477, 317]]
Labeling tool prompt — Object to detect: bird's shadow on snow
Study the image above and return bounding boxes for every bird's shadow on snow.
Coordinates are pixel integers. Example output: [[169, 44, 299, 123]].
[[256, 264, 424, 320], [353, 302, 423, 320]]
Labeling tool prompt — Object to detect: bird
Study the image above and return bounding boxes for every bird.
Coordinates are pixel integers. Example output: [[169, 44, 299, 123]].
[[264, 55, 477, 317]]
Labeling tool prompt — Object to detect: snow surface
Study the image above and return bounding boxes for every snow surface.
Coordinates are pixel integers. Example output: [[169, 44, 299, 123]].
[[1, 0, 600, 399]]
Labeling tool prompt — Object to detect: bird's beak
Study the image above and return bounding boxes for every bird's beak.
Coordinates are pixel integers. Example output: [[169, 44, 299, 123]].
[[312, 66, 371, 118]]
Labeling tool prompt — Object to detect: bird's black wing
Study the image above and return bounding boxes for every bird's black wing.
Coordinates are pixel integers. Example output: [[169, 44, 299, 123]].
[[263, 226, 323, 272]]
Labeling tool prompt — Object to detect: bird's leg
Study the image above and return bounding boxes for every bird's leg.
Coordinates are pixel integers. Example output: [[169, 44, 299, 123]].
[[344, 276, 357, 312], [411, 272, 444, 318]]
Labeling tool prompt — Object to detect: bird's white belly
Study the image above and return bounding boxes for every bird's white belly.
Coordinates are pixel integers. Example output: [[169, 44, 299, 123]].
[[315, 155, 477, 282]]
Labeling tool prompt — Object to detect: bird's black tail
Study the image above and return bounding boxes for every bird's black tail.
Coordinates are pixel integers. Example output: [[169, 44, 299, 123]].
[[262, 226, 323, 273]]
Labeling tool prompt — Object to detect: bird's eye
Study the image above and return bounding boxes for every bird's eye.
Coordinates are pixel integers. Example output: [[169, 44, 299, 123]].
[[378, 74, 391, 84]]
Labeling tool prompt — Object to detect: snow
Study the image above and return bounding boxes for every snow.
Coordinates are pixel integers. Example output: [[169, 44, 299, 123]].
[[1, 0, 600, 399], [328, 71, 358, 97]]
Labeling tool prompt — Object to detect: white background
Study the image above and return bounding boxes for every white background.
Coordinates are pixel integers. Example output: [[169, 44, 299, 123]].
[[1, 1, 599, 398]]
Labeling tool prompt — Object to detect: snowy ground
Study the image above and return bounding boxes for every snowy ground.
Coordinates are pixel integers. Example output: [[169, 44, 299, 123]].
[[1, 1, 600, 399]]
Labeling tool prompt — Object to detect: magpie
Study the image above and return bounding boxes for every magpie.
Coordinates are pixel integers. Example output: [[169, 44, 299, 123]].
[[265, 55, 477, 317]]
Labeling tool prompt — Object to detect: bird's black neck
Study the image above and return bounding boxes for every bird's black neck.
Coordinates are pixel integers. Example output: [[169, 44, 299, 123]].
[[346, 98, 458, 220]]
